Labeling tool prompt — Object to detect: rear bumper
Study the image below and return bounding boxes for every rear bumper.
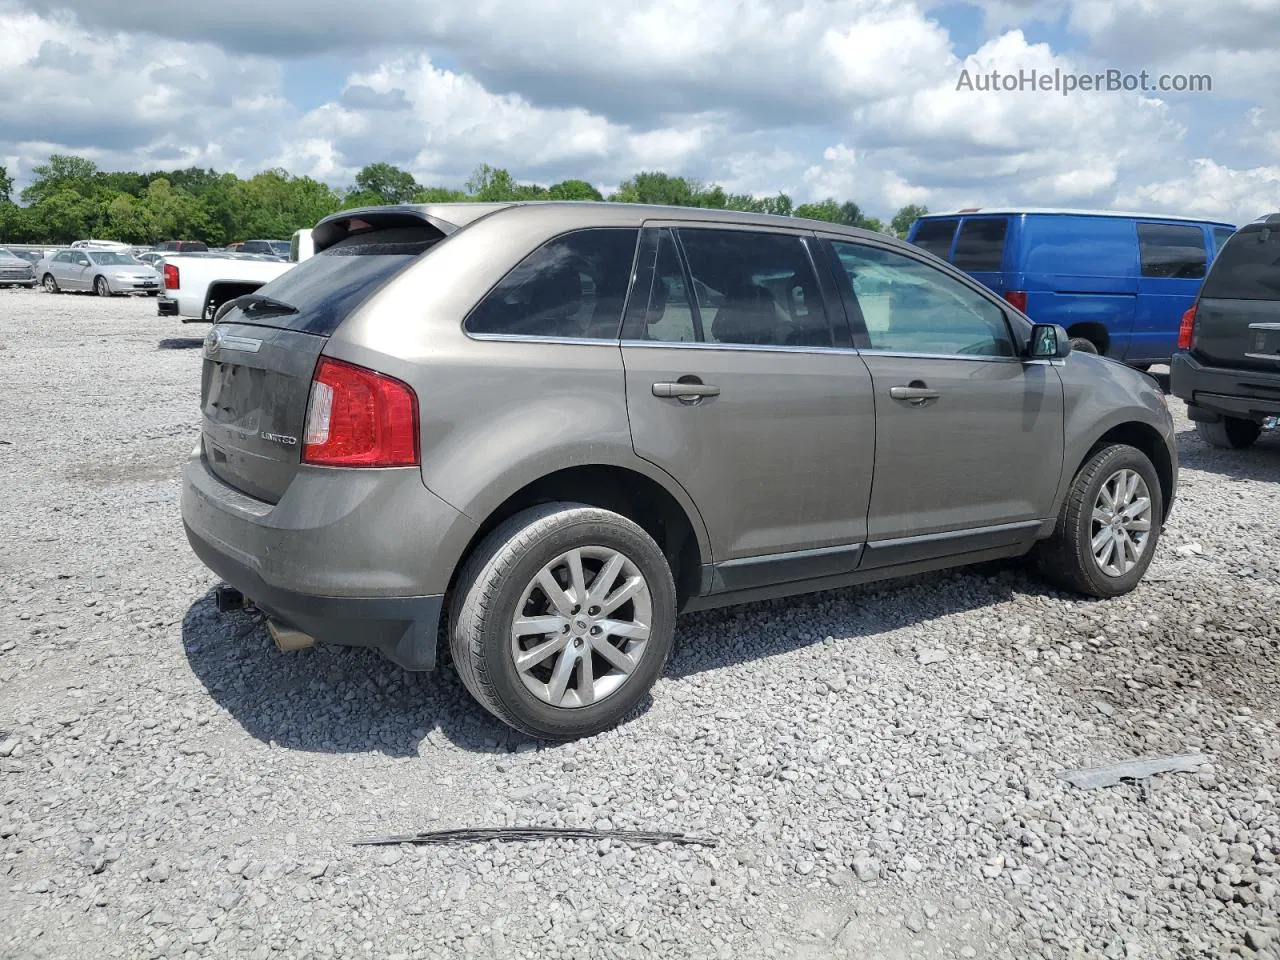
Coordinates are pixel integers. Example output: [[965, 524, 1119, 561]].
[[158, 298, 179, 317], [1170, 352, 1280, 421], [181, 454, 477, 671]]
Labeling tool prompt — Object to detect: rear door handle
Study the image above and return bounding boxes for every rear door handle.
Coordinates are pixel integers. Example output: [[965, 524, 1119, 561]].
[[889, 384, 940, 404], [653, 381, 720, 400]]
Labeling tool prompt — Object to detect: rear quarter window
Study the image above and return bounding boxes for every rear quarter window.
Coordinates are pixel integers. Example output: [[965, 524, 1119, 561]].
[[1137, 223, 1207, 279], [1200, 225, 1280, 300]]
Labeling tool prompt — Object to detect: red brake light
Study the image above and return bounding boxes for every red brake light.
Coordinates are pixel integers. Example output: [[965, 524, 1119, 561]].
[[302, 357, 420, 467], [1004, 290, 1028, 312], [1177, 304, 1197, 351], [163, 263, 179, 290]]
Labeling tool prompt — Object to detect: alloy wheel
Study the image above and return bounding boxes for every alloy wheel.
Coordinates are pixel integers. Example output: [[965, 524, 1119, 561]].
[[509, 546, 652, 709], [1091, 468, 1152, 577]]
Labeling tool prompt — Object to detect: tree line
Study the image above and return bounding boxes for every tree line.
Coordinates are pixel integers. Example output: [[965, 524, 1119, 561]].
[[0, 155, 928, 247]]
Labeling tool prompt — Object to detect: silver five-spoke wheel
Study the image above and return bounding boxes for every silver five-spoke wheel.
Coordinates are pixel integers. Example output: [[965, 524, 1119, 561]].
[[510, 546, 652, 709], [1091, 468, 1152, 577]]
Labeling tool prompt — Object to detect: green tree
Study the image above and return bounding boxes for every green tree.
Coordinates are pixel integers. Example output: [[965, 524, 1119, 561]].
[[794, 198, 843, 223], [414, 185, 469, 203], [466, 164, 521, 201], [353, 162, 419, 205], [22, 154, 100, 205], [0, 164, 12, 205], [610, 172, 699, 206], [890, 203, 928, 238], [546, 179, 602, 201]]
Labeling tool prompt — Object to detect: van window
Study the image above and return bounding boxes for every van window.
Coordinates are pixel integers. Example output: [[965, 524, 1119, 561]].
[[1200, 225, 1280, 300], [911, 219, 958, 259], [1137, 223, 1207, 279], [1213, 227, 1235, 254], [953, 219, 1008, 272], [465, 228, 639, 339]]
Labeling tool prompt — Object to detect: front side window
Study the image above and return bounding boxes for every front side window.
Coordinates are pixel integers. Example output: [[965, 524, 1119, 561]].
[[73, 253, 90, 266], [952, 218, 1008, 272], [1137, 223, 1207, 279], [911, 218, 959, 259], [88, 252, 137, 265], [465, 228, 639, 339], [642, 228, 830, 348], [831, 241, 1015, 357]]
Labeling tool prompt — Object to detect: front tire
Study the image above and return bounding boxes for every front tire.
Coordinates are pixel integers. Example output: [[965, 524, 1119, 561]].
[[94, 276, 111, 297], [1195, 417, 1261, 450], [1069, 337, 1099, 355], [1034, 444, 1163, 598], [449, 503, 677, 740], [43, 274, 59, 293]]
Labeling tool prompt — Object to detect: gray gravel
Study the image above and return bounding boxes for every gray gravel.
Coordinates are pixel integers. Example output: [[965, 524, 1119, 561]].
[[2, 288, 1279, 959]]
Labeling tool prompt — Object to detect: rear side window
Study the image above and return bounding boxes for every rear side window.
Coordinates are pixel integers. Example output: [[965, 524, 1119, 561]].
[[466, 228, 639, 339], [641, 228, 831, 348], [1200, 225, 1280, 300], [911, 219, 958, 259], [1213, 227, 1236, 254], [1137, 223, 1207, 279], [952, 218, 1008, 272], [221, 226, 440, 335]]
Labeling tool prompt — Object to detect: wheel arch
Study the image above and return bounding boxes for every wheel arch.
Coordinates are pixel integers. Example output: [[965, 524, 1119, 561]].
[[1066, 322, 1110, 355], [444, 463, 710, 610], [1086, 421, 1176, 522]]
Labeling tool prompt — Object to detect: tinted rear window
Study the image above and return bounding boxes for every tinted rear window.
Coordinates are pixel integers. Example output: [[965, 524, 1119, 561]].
[[912, 219, 958, 258], [1200, 225, 1280, 300], [952, 218, 1008, 272], [1137, 223, 1206, 279], [221, 226, 439, 334]]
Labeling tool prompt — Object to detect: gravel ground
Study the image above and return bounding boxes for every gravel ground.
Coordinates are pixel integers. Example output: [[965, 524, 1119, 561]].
[[2, 289, 1279, 960]]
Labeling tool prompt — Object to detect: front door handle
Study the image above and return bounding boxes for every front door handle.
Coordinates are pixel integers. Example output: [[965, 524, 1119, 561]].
[[889, 383, 941, 405], [653, 381, 720, 401]]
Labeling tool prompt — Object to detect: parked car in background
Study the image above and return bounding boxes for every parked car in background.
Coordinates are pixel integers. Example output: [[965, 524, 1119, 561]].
[[157, 251, 294, 321], [183, 201, 1178, 740], [239, 239, 291, 259], [906, 209, 1235, 366], [38, 249, 161, 296], [0, 247, 38, 287], [71, 239, 133, 252], [156, 240, 209, 253], [1172, 213, 1280, 449], [136, 252, 165, 268]]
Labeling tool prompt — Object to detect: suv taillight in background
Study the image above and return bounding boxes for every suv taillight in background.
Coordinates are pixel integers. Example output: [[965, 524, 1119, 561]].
[[1177, 304, 1198, 350], [1004, 290, 1028, 312], [302, 358, 420, 467], [163, 263, 179, 290]]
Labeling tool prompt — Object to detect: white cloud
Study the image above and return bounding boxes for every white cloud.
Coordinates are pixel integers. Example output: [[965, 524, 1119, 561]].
[[1117, 159, 1280, 225]]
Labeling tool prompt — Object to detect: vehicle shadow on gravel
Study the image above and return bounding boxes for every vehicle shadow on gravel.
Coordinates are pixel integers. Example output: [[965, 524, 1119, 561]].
[[157, 337, 204, 350], [1175, 426, 1280, 482], [181, 590, 555, 757]]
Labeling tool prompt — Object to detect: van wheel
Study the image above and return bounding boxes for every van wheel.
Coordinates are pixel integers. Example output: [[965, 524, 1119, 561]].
[[450, 503, 677, 740], [1196, 417, 1261, 450], [1069, 337, 1099, 355], [1033, 443, 1162, 599]]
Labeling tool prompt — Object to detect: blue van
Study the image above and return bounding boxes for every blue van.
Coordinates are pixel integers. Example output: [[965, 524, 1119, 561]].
[[905, 209, 1236, 365]]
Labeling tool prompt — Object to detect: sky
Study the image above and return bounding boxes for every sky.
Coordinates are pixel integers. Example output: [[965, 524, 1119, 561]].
[[1, 0, 1278, 223]]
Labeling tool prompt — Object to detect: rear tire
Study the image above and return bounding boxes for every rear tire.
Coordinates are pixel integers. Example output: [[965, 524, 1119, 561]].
[[1069, 337, 1099, 355], [1033, 444, 1163, 598], [1195, 417, 1261, 450], [449, 503, 677, 740]]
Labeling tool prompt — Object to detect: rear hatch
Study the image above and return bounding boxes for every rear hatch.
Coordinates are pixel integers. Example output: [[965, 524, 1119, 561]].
[[1193, 221, 1280, 371], [199, 209, 465, 503]]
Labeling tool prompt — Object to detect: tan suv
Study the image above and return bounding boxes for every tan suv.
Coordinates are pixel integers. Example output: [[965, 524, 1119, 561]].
[[183, 202, 1177, 739]]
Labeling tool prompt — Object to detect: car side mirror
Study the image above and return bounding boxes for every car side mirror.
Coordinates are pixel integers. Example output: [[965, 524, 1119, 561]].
[[1028, 323, 1071, 360]]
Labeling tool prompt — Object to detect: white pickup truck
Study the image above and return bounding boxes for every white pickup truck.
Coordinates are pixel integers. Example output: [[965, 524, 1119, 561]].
[[156, 252, 295, 323]]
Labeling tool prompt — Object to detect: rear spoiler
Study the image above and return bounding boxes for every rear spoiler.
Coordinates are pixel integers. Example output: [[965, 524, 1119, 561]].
[[310, 203, 516, 254]]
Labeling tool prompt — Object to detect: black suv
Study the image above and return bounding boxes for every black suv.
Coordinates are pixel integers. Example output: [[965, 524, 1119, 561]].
[[1172, 213, 1280, 449]]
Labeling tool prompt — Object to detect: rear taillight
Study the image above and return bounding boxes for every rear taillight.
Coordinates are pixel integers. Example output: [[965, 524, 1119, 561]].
[[1177, 304, 1197, 350], [163, 263, 179, 290], [1004, 290, 1028, 312], [302, 357, 419, 467]]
